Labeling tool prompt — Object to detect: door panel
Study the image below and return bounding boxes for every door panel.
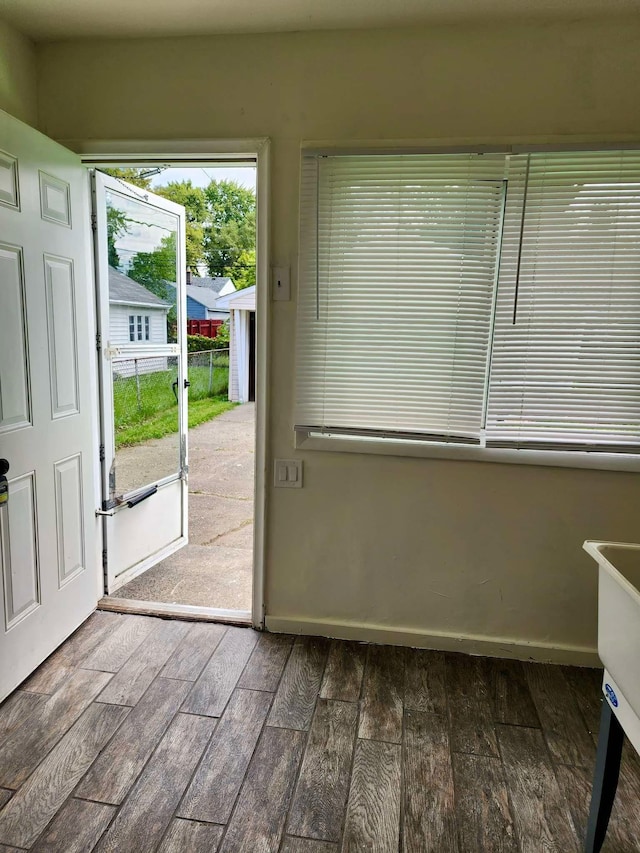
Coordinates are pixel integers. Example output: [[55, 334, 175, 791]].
[[44, 254, 80, 418], [0, 244, 30, 430], [1, 472, 39, 627], [105, 479, 183, 579], [93, 172, 188, 594], [0, 110, 99, 701], [54, 454, 85, 586]]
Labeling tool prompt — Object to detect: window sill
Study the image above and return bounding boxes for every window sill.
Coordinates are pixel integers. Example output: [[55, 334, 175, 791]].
[[294, 429, 640, 473]]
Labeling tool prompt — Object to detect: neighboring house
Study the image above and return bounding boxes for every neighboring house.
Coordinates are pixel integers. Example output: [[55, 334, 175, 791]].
[[191, 274, 236, 299], [108, 266, 170, 346], [166, 275, 236, 320], [108, 266, 170, 375], [216, 285, 256, 403]]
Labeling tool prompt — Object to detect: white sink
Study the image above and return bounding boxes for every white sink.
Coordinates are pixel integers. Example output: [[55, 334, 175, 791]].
[[584, 540, 640, 754]]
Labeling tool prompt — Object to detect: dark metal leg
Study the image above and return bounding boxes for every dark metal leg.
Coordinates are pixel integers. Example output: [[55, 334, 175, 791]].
[[584, 699, 625, 853]]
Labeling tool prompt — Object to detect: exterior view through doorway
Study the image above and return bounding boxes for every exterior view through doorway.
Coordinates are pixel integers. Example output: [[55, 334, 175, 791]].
[[93, 159, 258, 621]]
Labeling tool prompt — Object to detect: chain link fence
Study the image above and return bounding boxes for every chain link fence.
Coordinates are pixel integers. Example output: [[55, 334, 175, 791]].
[[113, 349, 229, 435]]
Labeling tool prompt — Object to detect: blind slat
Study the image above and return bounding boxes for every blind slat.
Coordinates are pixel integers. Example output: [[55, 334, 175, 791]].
[[487, 150, 640, 447], [296, 153, 506, 438]]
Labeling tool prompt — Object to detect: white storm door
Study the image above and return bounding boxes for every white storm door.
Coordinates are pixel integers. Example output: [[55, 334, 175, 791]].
[[93, 172, 188, 594], [0, 110, 99, 701]]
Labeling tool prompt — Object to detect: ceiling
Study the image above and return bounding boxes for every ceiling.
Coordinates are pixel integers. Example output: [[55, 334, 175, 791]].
[[1, 0, 638, 41]]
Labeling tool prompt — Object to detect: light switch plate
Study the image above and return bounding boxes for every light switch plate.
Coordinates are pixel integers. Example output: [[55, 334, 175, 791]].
[[274, 458, 303, 488], [272, 266, 290, 301]]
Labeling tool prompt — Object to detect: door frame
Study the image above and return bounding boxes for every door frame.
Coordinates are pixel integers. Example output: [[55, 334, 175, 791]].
[[72, 138, 270, 630]]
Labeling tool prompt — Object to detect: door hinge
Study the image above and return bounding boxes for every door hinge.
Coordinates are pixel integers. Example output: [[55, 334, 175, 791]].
[[96, 331, 101, 351], [91, 212, 97, 232], [99, 443, 105, 462]]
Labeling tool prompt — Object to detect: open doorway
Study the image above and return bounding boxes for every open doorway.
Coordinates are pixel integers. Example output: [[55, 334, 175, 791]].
[[94, 161, 258, 621]]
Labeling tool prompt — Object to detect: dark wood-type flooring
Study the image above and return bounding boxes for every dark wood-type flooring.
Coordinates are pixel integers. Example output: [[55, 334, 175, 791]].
[[0, 611, 639, 852]]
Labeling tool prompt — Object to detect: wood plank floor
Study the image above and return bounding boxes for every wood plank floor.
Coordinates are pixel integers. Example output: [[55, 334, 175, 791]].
[[1, 612, 639, 852]]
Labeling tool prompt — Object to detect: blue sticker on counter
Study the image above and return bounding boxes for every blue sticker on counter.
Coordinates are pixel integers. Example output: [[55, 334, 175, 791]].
[[605, 683, 619, 708]]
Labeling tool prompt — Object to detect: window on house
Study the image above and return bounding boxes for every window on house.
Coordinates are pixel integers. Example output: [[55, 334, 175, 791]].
[[129, 313, 151, 342], [295, 150, 640, 459]]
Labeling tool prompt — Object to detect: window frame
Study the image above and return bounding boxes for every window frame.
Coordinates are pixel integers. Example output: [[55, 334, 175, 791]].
[[128, 313, 151, 342], [295, 145, 640, 473]]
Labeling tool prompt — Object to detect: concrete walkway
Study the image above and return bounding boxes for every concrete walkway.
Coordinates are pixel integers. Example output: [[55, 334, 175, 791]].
[[112, 404, 254, 611]]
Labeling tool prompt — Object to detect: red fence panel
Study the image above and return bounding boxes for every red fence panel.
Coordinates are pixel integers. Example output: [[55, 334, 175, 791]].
[[187, 319, 224, 338]]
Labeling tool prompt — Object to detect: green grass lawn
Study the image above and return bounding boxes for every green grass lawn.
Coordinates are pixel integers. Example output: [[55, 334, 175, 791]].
[[114, 360, 233, 448], [116, 397, 235, 447]]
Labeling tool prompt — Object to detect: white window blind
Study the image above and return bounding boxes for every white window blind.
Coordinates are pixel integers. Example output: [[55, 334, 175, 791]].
[[295, 153, 508, 443], [487, 151, 640, 451]]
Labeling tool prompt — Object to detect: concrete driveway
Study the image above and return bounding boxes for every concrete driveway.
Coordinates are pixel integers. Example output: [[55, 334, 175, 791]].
[[112, 403, 254, 611]]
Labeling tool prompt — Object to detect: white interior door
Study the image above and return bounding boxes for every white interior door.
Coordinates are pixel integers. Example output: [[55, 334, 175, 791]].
[[93, 172, 188, 594], [0, 110, 99, 701]]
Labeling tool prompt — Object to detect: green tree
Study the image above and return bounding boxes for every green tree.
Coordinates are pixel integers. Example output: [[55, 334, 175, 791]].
[[128, 233, 178, 332], [154, 180, 207, 271], [106, 203, 129, 268], [228, 248, 256, 290], [205, 180, 255, 226], [129, 232, 176, 291], [203, 181, 256, 287]]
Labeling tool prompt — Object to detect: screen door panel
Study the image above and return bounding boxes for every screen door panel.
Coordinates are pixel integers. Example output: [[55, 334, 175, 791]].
[[93, 172, 188, 594]]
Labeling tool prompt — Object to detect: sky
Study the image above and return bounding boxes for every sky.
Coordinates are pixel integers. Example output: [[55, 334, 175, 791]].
[[151, 165, 256, 191]]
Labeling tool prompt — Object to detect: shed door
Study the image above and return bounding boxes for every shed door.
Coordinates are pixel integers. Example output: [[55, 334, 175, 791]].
[[0, 110, 99, 701], [93, 172, 188, 594]]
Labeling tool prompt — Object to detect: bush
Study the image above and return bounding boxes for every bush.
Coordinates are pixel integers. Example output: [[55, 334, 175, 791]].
[[215, 320, 230, 346], [186, 320, 230, 351], [188, 334, 215, 352], [187, 330, 229, 352]]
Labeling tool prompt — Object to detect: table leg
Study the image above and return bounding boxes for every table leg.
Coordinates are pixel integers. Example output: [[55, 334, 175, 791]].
[[584, 699, 625, 853]]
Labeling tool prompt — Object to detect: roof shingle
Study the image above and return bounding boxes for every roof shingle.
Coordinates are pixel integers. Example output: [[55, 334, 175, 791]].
[[108, 266, 171, 308]]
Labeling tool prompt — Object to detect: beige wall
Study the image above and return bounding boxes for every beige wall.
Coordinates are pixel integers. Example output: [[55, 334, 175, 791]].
[[0, 19, 37, 125], [37, 19, 640, 661]]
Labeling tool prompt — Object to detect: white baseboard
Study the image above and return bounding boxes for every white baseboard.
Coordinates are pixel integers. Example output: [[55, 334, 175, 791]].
[[264, 615, 600, 667]]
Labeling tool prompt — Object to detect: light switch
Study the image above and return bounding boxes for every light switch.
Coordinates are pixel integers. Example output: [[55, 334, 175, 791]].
[[274, 458, 303, 488], [272, 266, 290, 301]]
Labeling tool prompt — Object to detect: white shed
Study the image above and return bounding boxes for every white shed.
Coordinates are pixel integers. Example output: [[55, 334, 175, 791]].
[[216, 285, 256, 403], [108, 266, 171, 376]]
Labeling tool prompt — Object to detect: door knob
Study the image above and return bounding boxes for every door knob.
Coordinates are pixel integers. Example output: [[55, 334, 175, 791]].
[[0, 459, 8, 507]]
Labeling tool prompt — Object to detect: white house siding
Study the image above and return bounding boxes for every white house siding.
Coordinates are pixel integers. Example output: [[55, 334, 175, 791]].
[[227, 286, 255, 403], [109, 304, 168, 347], [229, 317, 239, 402], [109, 304, 169, 377], [227, 289, 255, 311]]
